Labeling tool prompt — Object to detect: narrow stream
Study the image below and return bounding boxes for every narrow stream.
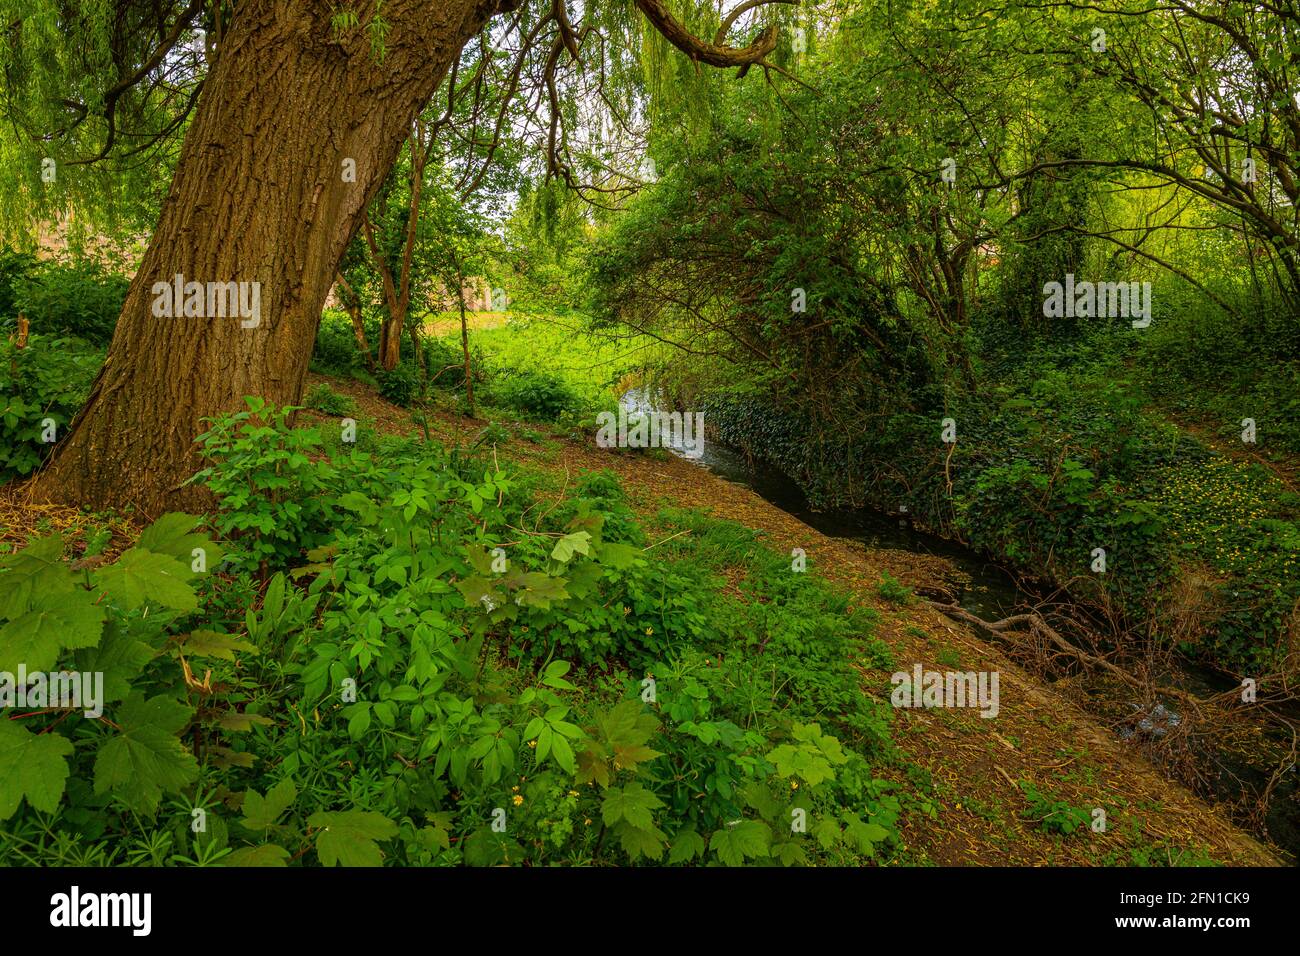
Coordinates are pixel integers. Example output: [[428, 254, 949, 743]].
[[619, 389, 1299, 860]]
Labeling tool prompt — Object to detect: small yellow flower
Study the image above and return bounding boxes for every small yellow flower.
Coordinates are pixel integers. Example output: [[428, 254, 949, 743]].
[[528, 740, 537, 749], [790, 780, 799, 790], [645, 626, 653, 636], [568, 790, 579, 798], [584, 818, 592, 826], [512, 785, 520, 792], [512, 794, 524, 806]]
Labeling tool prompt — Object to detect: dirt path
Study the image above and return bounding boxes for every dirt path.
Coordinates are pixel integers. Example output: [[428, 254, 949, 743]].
[[314, 375, 1284, 866]]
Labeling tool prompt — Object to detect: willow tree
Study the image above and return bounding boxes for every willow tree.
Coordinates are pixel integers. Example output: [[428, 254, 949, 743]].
[[0, 0, 796, 514]]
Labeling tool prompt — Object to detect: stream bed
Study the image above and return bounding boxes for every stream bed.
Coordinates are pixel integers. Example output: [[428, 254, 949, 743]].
[[619, 389, 1299, 860]]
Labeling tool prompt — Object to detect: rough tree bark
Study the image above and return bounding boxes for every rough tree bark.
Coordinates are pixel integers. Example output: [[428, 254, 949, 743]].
[[32, 0, 509, 516]]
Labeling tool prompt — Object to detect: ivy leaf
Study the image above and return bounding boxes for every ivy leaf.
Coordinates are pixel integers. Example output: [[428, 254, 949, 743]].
[[94, 548, 198, 612], [0, 535, 74, 619], [240, 778, 297, 831], [309, 810, 397, 867], [93, 694, 198, 814], [0, 718, 74, 819], [709, 820, 772, 866], [0, 591, 105, 673], [222, 844, 290, 867], [668, 826, 706, 863], [601, 782, 665, 830]]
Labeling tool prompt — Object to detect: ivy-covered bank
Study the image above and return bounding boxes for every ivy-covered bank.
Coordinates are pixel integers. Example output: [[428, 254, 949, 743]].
[[702, 332, 1300, 675]]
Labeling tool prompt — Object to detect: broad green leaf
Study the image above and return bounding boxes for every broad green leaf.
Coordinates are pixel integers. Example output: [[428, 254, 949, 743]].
[[551, 733, 576, 774], [178, 629, 258, 660], [0, 592, 105, 673], [596, 541, 639, 569], [75, 621, 155, 702], [0, 535, 74, 619], [668, 826, 706, 863], [309, 810, 398, 867], [550, 531, 592, 564], [514, 572, 569, 609], [240, 778, 298, 830], [0, 718, 74, 819], [709, 820, 772, 866], [136, 513, 223, 575], [94, 548, 197, 612], [93, 695, 198, 813], [222, 844, 290, 867], [614, 820, 666, 861], [601, 782, 665, 830]]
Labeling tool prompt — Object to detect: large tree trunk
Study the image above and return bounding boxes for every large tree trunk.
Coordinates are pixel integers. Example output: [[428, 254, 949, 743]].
[[32, 0, 507, 516]]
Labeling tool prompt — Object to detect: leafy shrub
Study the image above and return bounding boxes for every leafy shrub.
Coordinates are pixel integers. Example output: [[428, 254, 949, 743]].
[[305, 383, 357, 417], [1, 411, 909, 867], [877, 572, 912, 605], [0, 246, 38, 320], [1020, 782, 1093, 836], [310, 309, 375, 376], [189, 397, 339, 572], [491, 371, 580, 421], [376, 362, 419, 407], [0, 334, 103, 479], [7, 258, 129, 346]]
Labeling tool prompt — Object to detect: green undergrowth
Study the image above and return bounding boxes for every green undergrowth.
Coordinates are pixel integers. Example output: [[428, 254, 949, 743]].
[[0, 398, 914, 867], [703, 322, 1300, 673]]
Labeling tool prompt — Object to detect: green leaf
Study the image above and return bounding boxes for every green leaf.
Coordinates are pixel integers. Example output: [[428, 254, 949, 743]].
[[601, 782, 665, 830], [75, 621, 154, 703], [550, 531, 592, 564], [0, 718, 74, 819], [514, 572, 569, 609], [136, 513, 223, 575], [596, 541, 639, 569], [222, 844, 290, 867], [177, 630, 258, 661], [842, 814, 890, 855], [813, 816, 842, 850], [668, 826, 706, 863], [94, 548, 197, 612], [0, 592, 105, 673], [551, 733, 576, 774], [309, 810, 398, 867], [613, 820, 667, 861], [0, 535, 74, 619], [93, 695, 198, 814], [709, 820, 772, 866], [240, 778, 298, 831]]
